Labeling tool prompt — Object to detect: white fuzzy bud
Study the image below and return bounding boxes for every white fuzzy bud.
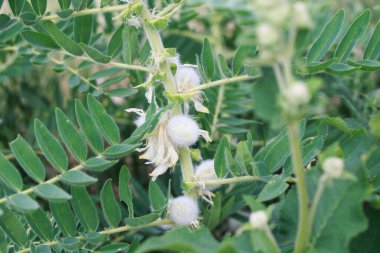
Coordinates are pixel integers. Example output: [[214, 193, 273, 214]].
[[166, 115, 200, 147], [195, 160, 218, 189], [294, 2, 313, 28], [322, 157, 344, 178], [174, 67, 201, 91], [168, 196, 199, 226], [285, 81, 310, 105], [249, 210, 268, 229], [256, 23, 279, 46]]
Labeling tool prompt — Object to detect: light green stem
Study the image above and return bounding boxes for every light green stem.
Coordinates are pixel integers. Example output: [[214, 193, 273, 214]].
[[288, 123, 310, 253], [185, 75, 258, 92], [16, 219, 172, 253], [308, 176, 326, 233], [140, 3, 196, 196], [41, 5, 128, 21], [264, 226, 282, 253]]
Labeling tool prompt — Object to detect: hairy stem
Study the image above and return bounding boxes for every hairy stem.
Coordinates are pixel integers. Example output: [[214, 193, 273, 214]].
[[40, 5, 128, 21], [288, 123, 310, 253], [17, 219, 172, 253], [185, 75, 257, 92], [140, 3, 196, 196]]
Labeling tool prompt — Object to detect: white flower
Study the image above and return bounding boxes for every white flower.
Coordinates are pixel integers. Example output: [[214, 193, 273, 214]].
[[256, 23, 280, 46], [125, 108, 146, 127], [249, 210, 268, 229], [174, 67, 209, 113], [194, 159, 218, 204], [168, 196, 199, 226], [322, 157, 344, 178], [166, 115, 211, 147], [294, 2, 313, 28], [137, 113, 179, 181], [284, 81, 310, 105]]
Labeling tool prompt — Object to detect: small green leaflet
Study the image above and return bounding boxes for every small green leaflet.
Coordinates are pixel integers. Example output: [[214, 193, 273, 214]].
[[100, 180, 121, 227], [201, 38, 215, 80], [71, 186, 99, 232]]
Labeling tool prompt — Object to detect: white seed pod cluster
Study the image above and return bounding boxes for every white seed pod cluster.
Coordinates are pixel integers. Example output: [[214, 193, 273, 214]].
[[322, 157, 344, 179], [166, 115, 211, 147], [168, 196, 199, 226], [284, 81, 311, 106], [195, 160, 218, 190], [249, 210, 268, 230]]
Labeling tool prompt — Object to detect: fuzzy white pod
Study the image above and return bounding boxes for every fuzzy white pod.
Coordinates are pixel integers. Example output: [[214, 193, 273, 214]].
[[166, 115, 208, 147], [174, 67, 201, 91], [256, 23, 279, 46], [294, 2, 313, 28], [249, 210, 268, 229], [168, 196, 199, 226], [195, 160, 218, 189], [322, 157, 344, 178], [285, 81, 310, 105]]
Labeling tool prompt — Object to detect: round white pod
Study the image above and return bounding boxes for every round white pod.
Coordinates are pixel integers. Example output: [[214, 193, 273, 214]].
[[168, 196, 199, 226], [166, 115, 201, 147]]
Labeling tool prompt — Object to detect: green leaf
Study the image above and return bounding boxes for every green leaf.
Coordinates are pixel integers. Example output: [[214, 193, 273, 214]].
[[21, 31, 60, 50], [8, 0, 25, 16], [135, 227, 219, 253], [363, 21, 380, 60], [214, 136, 229, 178], [50, 201, 76, 237], [60, 237, 81, 251], [119, 166, 134, 217], [32, 245, 52, 253], [10, 135, 45, 183], [43, 20, 83, 56], [335, 9, 371, 62], [308, 158, 369, 253], [103, 144, 139, 159], [80, 43, 111, 63], [203, 192, 222, 230], [60, 170, 97, 186], [35, 183, 71, 202], [75, 99, 104, 153], [107, 24, 124, 57], [100, 0, 112, 7], [201, 38, 215, 80], [0, 22, 24, 43], [100, 180, 121, 227], [304, 58, 336, 74], [8, 193, 39, 212], [122, 26, 139, 64], [71, 186, 99, 232], [87, 94, 120, 145], [327, 63, 358, 75], [57, 0, 71, 10], [56, 108, 87, 162], [31, 0, 47, 16], [0, 205, 27, 247], [25, 208, 53, 241], [232, 46, 255, 75], [348, 59, 380, 71], [34, 119, 68, 172], [124, 213, 160, 227], [250, 230, 280, 253], [306, 9, 345, 63], [369, 113, 380, 138], [85, 232, 108, 244], [99, 243, 129, 253], [235, 141, 255, 175], [257, 175, 289, 202], [56, 9, 74, 19], [74, 15, 93, 44], [148, 181, 166, 211], [107, 88, 137, 98], [0, 152, 23, 192], [83, 157, 117, 172], [218, 54, 233, 78]]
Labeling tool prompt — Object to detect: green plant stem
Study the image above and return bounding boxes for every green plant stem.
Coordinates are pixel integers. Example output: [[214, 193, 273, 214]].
[[288, 123, 310, 253], [308, 176, 326, 233], [16, 219, 172, 253], [264, 226, 282, 253], [140, 3, 196, 197], [185, 75, 258, 93], [40, 5, 129, 21]]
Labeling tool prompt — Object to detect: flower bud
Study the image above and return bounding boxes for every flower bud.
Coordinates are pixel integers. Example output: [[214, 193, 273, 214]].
[[249, 210, 268, 229], [322, 157, 344, 178], [168, 196, 199, 226], [294, 2, 313, 28], [195, 160, 218, 189], [166, 115, 201, 147], [285, 81, 310, 105], [256, 23, 279, 46]]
